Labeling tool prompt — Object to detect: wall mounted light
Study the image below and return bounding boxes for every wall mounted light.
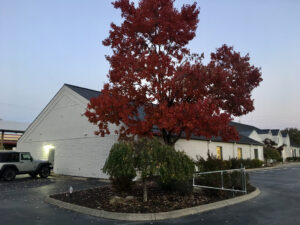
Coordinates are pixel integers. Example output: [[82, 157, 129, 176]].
[[43, 144, 55, 155]]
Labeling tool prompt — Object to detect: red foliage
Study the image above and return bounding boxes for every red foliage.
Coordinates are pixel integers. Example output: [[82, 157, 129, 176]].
[[85, 0, 262, 145]]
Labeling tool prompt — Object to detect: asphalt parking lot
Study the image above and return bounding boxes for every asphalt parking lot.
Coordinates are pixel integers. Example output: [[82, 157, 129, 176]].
[[1, 164, 300, 225]]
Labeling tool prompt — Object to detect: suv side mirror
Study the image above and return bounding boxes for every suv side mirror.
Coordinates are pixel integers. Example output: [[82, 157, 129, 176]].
[[30, 157, 33, 162]]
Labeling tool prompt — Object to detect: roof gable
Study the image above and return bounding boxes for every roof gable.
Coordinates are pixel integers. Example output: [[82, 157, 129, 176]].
[[64, 84, 100, 100], [18, 85, 89, 143], [271, 129, 280, 136]]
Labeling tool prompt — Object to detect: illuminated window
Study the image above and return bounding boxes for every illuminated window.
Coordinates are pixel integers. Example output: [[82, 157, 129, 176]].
[[237, 148, 243, 159], [216, 146, 223, 160]]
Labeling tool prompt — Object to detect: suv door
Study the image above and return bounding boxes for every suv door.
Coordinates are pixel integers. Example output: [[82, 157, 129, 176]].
[[18, 153, 35, 172]]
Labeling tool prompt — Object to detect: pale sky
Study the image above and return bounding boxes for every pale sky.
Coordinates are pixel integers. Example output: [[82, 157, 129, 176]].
[[0, 0, 300, 130]]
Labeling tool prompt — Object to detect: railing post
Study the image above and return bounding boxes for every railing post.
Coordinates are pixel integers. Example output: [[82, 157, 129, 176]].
[[221, 171, 224, 189], [193, 173, 195, 187], [240, 165, 244, 192], [244, 167, 247, 194]]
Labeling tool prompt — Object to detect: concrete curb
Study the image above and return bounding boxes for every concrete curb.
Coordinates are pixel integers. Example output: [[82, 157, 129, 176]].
[[49, 174, 110, 183], [45, 188, 260, 221], [247, 162, 300, 172]]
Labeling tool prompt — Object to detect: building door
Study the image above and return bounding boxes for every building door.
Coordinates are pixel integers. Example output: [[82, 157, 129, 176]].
[[237, 148, 243, 159], [48, 149, 55, 167], [254, 149, 258, 159], [216, 146, 223, 160]]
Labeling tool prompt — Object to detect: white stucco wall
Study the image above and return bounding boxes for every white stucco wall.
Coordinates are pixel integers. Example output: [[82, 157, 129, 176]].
[[175, 139, 264, 161], [291, 146, 300, 157], [258, 132, 272, 143], [275, 132, 283, 147], [17, 86, 119, 178], [248, 130, 263, 143]]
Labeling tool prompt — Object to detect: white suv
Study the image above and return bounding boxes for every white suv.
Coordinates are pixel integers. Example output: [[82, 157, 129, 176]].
[[0, 151, 52, 181]]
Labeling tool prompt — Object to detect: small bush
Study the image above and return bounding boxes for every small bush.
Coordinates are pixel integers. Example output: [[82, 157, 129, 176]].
[[194, 154, 260, 196], [264, 147, 281, 161], [196, 154, 263, 171], [249, 159, 264, 168], [158, 147, 195, 194], [194, 171, 250, 197], [195, 154, 232, 172], [103, 142, 136, 192], [286, 157, 300, 162]]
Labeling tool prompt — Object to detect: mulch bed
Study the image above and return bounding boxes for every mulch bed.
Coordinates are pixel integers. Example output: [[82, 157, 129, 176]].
[[51, 183, 255, 213]]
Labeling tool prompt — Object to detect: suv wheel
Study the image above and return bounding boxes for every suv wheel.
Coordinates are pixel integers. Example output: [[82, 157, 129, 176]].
[[39, 166, 50, 178], [3, 168, 16, 181]]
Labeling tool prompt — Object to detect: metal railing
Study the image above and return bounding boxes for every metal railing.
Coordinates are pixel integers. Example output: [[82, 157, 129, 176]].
[[193, 167, 247, 194]]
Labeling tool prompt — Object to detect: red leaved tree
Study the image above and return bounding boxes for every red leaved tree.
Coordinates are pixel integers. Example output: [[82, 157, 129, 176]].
[[85, 0, 262, 146]]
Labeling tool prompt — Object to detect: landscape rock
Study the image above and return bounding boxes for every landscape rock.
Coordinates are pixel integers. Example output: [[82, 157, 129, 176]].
[[125, 196, 134, 200], [109, 196, 122, 205]]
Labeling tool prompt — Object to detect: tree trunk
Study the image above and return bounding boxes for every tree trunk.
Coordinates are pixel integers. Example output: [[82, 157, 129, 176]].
[[143, 181, 147, 202], [162, 129, 181, 146]]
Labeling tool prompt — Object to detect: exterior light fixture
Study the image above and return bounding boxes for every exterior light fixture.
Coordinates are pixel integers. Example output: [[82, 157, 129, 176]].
[[43, 145, 54, 155]]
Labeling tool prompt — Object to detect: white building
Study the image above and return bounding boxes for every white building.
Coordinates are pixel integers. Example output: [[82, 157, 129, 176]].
[[290, 143, 300, 157], [228, 123, 293, 161], [17, 84, 264, 178]]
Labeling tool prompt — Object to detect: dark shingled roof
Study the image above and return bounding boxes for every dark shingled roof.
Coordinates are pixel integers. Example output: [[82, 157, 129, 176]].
[[271, 129, 280, 136], [229, 122, 275, 136], [256, 129, 270, 134], [188, 133, 263, 146], [281, 130, 288, 137], [229, 121, 259, 133], [65, 84, 100, 100], [66, 84, 263, 146]]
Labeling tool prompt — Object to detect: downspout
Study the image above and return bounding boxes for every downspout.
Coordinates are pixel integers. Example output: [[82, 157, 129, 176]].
[[207, 139, 211, 158], [233, 142, 236, 158]]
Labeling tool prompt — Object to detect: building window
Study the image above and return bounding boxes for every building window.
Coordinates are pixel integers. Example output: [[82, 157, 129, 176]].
[[254, 149, 259, 159], [237, 147, 243, 159], [216, 146, 223, 160]]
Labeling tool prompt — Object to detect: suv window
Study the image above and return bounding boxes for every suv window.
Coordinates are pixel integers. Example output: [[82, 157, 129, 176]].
[[0, 153, 20, 162], [21, 153, 32, 161]]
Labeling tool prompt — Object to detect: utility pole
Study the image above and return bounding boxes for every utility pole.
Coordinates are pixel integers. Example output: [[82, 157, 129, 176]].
[[0, 130, 4, 150]]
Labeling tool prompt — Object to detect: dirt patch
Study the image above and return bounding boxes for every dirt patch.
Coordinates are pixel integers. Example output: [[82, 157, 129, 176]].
[[51, 183, 255, 213]]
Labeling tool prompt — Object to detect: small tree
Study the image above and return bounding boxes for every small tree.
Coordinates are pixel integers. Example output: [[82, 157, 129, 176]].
[[133, 138, 160, 202], [282, 128, 300, 146], [103, 138, 195, 202], [263, 146, 281, 161], [103, 142, 136, 191], [85, 0, 262, 146]]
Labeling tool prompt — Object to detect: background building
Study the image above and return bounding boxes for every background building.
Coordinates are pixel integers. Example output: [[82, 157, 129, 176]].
[[0, 120, 29, 150], [17, 84, 268, 178]]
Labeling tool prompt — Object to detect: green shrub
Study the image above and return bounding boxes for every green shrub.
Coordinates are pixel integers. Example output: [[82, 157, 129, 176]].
[[103, 138, 195, 199], [249, 159, 263, 168], [194, 171, 250, 197], [103, 142, 136, 192], [157, 147, 195, 194], [264, 147, 281, 160], [196, 154, 263, 171], [194, 154, 262, 196], [195, 154, 232, 172], [133, 138, 164, 182], [286, 157, 300, 162]]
